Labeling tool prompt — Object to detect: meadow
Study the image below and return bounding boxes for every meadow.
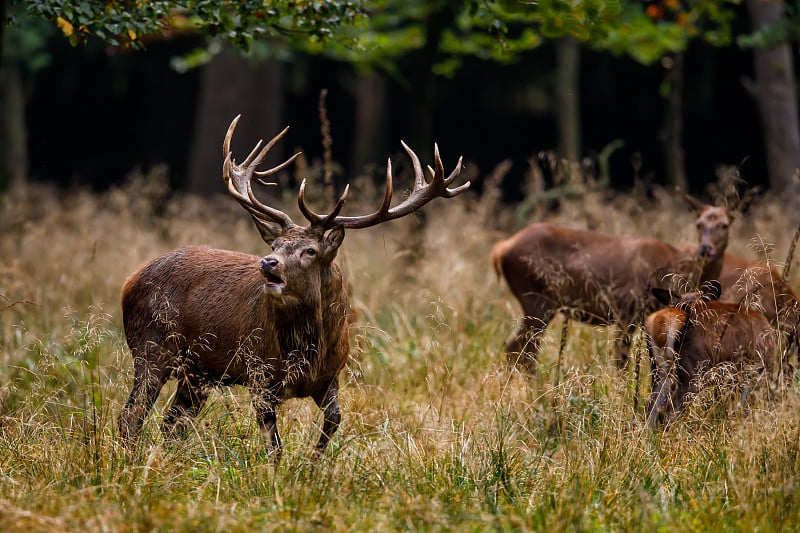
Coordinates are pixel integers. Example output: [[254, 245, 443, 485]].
[[1, 162, 799, 532]]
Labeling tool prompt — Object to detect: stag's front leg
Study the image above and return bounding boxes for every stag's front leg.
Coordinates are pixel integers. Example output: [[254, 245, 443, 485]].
[[312, 378, 341, 457], [251, 385, 283, 461]]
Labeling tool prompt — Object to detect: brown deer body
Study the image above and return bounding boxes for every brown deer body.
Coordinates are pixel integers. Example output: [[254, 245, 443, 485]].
[[118, 115, 470, 457], [717, 254, 799, 346], [490, 197, 733, 372], [645, 281, 776, 425]]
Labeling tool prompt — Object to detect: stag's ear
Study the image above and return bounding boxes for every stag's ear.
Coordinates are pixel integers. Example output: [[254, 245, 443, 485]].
[[251, 215, 283, 245], [322, 226, 345, 261], [700, 279, 722, 302], [651, 287, 679, 306]]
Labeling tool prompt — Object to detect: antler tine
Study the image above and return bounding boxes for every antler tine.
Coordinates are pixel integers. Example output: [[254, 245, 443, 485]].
[[433, 143, 468, 197], [222, 114, 240, 159], [298, 180, 350, 228], [404, 140, 427, 191], [222, 115, 299, 230], [300, 142, 469, 230]]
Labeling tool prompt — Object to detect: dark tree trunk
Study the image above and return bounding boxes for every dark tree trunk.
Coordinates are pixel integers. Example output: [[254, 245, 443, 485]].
[[663, 52, 687, 191], [0, 58, 27, 190], [406, 2, 456, 153], [350, 71, 388, 174], [0, 0, 6, 63], [401, 2, 457, 267], [744, 0, 800, 197], [186, 47, 284, 195], [555, 37, 581, 162]]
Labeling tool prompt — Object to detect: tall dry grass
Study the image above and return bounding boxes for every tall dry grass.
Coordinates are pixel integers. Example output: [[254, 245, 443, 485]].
[[1, 162, 799, 531]]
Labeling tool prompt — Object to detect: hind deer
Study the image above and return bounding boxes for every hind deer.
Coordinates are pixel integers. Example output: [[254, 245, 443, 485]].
[[490, 194, 736, 372], [118, 115, 470, 458]]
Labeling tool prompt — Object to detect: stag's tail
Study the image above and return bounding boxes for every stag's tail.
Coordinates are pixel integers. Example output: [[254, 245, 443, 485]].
[[490, 238, 512, 281]]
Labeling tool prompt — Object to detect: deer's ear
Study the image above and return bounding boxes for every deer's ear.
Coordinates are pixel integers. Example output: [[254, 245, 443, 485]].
[[651, 287, 678, 306], [678, 189, 708, 214], [251, 215, 283, 245], [701, 279, 722, 302], [322, 226, 345, 260]]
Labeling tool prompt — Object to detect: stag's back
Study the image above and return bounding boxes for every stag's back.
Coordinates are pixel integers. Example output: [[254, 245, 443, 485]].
[[122, 246, 279, 376]]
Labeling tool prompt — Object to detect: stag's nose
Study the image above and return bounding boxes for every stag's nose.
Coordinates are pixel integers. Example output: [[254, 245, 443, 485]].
[[261, 257, 279, 275]]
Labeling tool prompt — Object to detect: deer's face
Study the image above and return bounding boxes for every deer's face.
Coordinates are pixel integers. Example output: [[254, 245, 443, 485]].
[[694, 206, 730, 261], [258, 226, 345, 303]]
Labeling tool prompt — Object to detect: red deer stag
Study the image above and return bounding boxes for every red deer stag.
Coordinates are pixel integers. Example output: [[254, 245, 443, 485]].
[[118, 115, 470, 458], [645, 280, 776, 425], [490, 194, 734, 372]]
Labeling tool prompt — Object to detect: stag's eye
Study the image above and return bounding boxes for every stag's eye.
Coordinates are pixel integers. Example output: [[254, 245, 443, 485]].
[[721, 224, 729, 230], [304, 247, 317, 257]]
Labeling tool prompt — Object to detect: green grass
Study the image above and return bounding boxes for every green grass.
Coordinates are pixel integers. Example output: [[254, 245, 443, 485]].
[[1, 173, 799, 531]]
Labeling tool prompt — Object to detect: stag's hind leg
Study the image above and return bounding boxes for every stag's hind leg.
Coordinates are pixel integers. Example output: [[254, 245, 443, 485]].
[[505, 293, 556, 373], [119, 346, 172, 446], [161, 368, 210, 440]]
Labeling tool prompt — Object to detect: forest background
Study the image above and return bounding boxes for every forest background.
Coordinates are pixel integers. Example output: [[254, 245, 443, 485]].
[[2, 0, 799, 206]]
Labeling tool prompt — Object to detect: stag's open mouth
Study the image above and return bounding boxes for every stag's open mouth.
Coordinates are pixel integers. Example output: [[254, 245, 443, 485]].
[[262, 272, 286, 296]]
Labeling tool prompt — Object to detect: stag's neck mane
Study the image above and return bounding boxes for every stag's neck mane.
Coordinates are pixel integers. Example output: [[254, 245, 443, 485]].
[[273, 298, 323, 377], [258, 262, 349, 382]]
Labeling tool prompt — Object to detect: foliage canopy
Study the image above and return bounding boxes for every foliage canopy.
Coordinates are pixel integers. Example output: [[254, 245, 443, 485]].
[[12, 0, 764, 70]]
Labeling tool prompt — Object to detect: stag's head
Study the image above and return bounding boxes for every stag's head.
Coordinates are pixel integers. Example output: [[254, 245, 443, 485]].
[[222, 114, 470, 306]]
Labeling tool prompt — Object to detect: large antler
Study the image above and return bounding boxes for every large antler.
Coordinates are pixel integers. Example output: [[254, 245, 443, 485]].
[[223, 114, 301, 230], [298, 141, 470, 229]]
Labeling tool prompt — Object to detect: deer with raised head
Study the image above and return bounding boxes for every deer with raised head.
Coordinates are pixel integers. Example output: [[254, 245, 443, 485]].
[[678, 191, 799, 351], [118, 115, 470, 458], [645, 280, 777, 425], [490, 193, 736, 372]]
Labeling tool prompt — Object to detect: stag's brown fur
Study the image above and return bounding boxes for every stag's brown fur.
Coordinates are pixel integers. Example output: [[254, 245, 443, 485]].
[[645, 282, 776, 425], [119, 228, 352, 457]]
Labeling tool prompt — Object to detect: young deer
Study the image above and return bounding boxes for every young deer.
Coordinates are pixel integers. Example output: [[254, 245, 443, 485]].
[[118, 115, 470, 458], [645, 280, 776, 425]]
